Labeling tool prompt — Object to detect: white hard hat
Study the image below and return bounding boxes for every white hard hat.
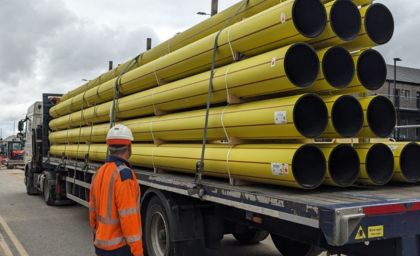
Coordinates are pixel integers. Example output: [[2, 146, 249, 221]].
[[106, 124, 134, 145]]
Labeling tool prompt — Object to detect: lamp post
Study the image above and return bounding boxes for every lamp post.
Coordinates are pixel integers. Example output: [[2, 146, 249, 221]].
[[197, 0, 218, 16], [393, 57, 402, 139]]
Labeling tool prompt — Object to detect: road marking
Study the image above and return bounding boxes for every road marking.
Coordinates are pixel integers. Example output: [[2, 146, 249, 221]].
[[0, 215, 29, 256], [0, 231, 14, 256]]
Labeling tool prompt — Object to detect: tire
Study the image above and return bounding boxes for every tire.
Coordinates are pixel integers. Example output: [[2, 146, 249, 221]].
[[271, 234, 322, 256], [25, 169, 38, 195], [145, 197, 171, 256], [233, 230, 269, 244], [43, 178, 55, 206]]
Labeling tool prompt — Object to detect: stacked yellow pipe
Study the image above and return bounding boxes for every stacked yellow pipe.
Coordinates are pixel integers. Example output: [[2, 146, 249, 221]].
[[354, 143, 394, 185], [319, 144, 360, 187], [50, 143, 327, 189], [343, 3, 394, 50], [385, 142, 420, 183], [47, 0, 406, 189], [358, 96, 396, 138], [50, 94, 329, 143], [50, 0, 330, 118], [59, 0, 286, 103]]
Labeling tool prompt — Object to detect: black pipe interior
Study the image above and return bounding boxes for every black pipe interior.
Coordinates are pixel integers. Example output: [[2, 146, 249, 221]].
[[285, 43, 319, 88], [357, 49, 387, 90], [293, 145, 326, 189], [331, 96, 364, 137], [323, 46, 355, 89], [329, 145, 360, 187], [400, 143, 420, 183], [366, 143, 394, 185], [367, 96, 396, 137], [294, 94, 328, 138], [330, 0, 361, 41], [292, 0, 327, 38], [365, 3, 394, 45]]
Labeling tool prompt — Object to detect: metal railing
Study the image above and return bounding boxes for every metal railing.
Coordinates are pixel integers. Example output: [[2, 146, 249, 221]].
[[394, 125, 420, 141]]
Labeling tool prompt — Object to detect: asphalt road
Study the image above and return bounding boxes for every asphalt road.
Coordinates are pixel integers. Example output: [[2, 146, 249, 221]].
[[0, 168, 281, 256]]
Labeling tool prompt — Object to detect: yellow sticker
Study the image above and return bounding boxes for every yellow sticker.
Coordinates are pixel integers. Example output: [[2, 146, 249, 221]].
[[355, 226, 366, 240], [368, 225, 384, 238]]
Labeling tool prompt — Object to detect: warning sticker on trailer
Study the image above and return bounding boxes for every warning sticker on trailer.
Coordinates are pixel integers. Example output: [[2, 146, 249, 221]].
[[355, 226, 367, 240], [368, 225, 384, 238]]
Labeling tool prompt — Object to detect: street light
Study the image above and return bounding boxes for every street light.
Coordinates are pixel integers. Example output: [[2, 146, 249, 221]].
[[393, 57, 402, 139], [197, 0, 218, 16], [197, 11, 211, 16]]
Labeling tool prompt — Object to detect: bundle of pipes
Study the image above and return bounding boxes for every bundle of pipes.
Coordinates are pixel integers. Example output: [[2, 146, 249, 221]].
[[50, 0, 394, 119], [58, 0, 288, 103], [48, 0, 409, 189]]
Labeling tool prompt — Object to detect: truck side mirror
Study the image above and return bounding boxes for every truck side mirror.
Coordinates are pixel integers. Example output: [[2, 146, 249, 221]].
[[18, 120, 25, 132]]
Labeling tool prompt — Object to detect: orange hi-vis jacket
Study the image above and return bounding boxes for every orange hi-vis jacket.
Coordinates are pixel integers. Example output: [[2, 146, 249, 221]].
[[89, 156, 143, 256]]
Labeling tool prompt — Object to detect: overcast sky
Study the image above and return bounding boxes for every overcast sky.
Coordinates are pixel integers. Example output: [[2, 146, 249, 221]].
[[0, 0, 419, 138]]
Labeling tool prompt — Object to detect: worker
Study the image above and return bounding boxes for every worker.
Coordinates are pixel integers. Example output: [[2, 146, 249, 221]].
[[89, 124, 143, 256]]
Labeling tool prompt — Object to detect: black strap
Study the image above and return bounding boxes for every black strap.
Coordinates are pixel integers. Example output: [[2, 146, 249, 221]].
[[195, 0, 250, 187]]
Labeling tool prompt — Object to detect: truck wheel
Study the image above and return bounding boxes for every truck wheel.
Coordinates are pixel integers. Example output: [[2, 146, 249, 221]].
[[271, 234, 321, 256], [145, 197, 171, 256], [233, 230, 269, 244], [25, 169, 38, 195], [43, 178, 55, 206]]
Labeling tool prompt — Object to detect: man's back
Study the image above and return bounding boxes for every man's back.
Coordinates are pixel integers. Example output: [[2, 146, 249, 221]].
[[89, 156, 143, 256]]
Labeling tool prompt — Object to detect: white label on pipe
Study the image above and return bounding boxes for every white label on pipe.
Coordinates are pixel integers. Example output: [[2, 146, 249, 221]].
[[280, 12, 287, 23], [271, 163, 289, 176], [271, 57, 277, 67], [274, 111, 287, 124]]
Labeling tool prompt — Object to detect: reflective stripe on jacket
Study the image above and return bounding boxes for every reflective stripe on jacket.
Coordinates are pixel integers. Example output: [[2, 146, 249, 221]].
[[89, 156, 143, 256]]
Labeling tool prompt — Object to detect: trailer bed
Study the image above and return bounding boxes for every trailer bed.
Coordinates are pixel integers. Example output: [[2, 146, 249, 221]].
[[46, 157, 420, 253]]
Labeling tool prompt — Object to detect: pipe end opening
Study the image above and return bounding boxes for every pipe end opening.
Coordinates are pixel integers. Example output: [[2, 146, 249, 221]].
[[330, 0, 361, 41], [292, 0, 327, 38], [323, 47, 355, 88], [400, 143, 420, 183], [357, 49, 387, 90], [285, 43, 320, 88], [366, 143, 394, 185], [294, 94, 328, 138], [366, 3, 395, 45], [329, 145, 360, 187], [367, 96, 396, 138], [332, 96, 364, 137], [293, 145, 326, 189]]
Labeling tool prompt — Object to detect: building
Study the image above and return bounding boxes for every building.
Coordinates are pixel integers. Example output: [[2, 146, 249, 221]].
[[372, 64, 420, 141]]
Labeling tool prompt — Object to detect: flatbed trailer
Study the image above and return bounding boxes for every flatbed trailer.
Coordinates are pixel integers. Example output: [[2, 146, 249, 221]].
[[42, 156, 420, 256]]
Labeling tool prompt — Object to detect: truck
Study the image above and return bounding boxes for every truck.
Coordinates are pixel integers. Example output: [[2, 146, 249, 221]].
[[21, 93, 420, 256], [0, 136, 25, 169]]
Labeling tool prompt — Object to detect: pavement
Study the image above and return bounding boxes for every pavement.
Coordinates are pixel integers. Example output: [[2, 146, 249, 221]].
[[0, 168, 282, 256]]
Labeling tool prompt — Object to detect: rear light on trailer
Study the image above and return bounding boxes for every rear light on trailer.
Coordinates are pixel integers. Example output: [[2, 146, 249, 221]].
[[363, 202, 420, 216]]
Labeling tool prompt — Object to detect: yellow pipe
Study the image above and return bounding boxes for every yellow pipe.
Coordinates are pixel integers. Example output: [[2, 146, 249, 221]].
[[49, 43, 323, 130], [322, 95, 363, 138], [336, 49, 387, 94], [311, 0, 361, 49], [49, 94, 328, 143], [343, 3, 394, 50], [358, 96, 396, 138], [319, 144, 360, 187], [50, 143, 327, 189], [385, 142, 420, 183], [58, 0, 286, 103], [354, 143, 394, 185], [50, 0, 328, 118]]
